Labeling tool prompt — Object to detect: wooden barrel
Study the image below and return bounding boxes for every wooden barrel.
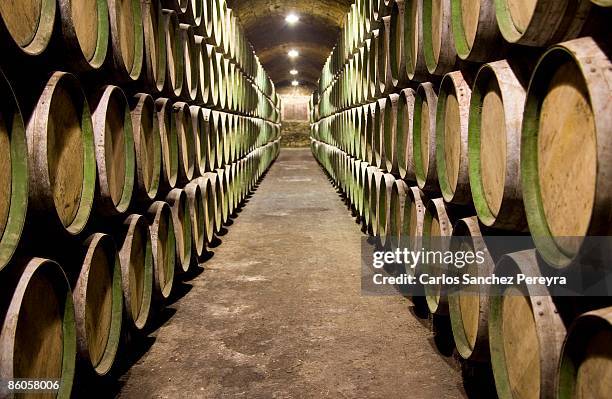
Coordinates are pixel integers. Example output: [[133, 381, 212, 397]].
[[130, 93, 161, 203], [189, 105, 206, 177], [179, 23, 198, 102], [388, 179, 407, 251], [162, 9, 184, 97], [154, 98, 178, 190], [0, 70, 27, 272], [146, 201, 175, 301], [141, 0, 167, 92], [521, 37, 612, 267], [91, 85, 136, 216], [422, 0, 457, 75], [468, 60, 526, 231], [489, 249, 566, 399], [450, 0, 503, 62], [165, 189, 192, 273], [383, 93, 400, 173], [378, 173, 396, 247], [223, 165, 235, 217], [216, 169, 230, 225], [58, 0, 109, 70], [195, 176, 215, 244], [75, 233, 123, 376], [214, 52, 227, 110], [26, 72, 96, 235], [184, 180, 205, 257], [590, 0, 612, 5], [435, 71, 472, 205], [403, 0, 428, 81], [413, 82, 439, 192], [203, 171, 222, 234], [400, 186, 426, 277], [203, 44, 219, 108], [422, 198, 453, 315], [0, 258, 76, 398], [396, 88, 416, 181], [373, 98, 387, 169], [118, 214, 153, 331], [214, 171, 226, 229], [558, 306, 612, 399], [363, 166, 378, 230], [194, 35, 209, 106], [172, 101, 196, 184], [389, 0, 409, 87], [0, 0, 55, 55], [494, 0, 592, 46], [447, 216, 496, 362], [369, 171, 385, 237], [201, 108, 216, 172], [108, 0, 144, 81]]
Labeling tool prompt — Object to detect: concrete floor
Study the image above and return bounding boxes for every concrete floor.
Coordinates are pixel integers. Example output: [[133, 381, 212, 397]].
[[116, 148, 467, 399]]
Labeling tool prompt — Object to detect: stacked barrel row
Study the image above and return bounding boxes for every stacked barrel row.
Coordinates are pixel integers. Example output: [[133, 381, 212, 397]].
[[0, 0, 281, 396], [312, 0, 611, 398]]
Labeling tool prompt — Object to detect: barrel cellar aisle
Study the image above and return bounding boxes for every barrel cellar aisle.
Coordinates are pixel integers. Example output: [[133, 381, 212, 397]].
[[117, 148, 466, 398], [0, 0, 611, 398]]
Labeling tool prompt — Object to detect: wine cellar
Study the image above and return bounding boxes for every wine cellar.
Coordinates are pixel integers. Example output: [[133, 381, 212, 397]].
[[0, 0, 610, 398]]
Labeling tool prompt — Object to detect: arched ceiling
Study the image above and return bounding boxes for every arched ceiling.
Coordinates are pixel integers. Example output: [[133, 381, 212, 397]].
[[228, 0, 352, 93]]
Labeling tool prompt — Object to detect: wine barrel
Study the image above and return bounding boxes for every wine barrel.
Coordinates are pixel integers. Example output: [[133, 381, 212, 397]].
[[195, 176, 215, 244], [118, 214, 153, 331], [155, 98, 179, 190], [404, 0, 429, 81], [146, 201, 176, 301], [378, 173, 396, 248], [0, 0, 55, 55], [388, 179, 407, 251], [389, 0, 409, 87], [422, 198, 453, 315], [203, 44, 219, 108], [201, 108, 216, 172], [184, 180, 205, 258], [413, 82, 439, 192], [400, 186, 426, 276], [363, 166, 379, 231], [590, 0, 612, 5], [494, 0, 591, 46], [74, 233, 123, 376], [216, 169, 230, 225], [521, 37, 612, 267], [141, 0, 167, 92], [0, 70, 27, 272], [179, 23, 198, 102], [91, 85, 136, 216], [558, 306, 612, 399], [165, 189, 192, 273], [383, 93, 400, 173], [379, 16, 394, 94], [223, 165, 234, 217], [468, 60, 526, 231], [26, 72, 96, 235], [435, 71, 472, 205], [450, 0, 504, 62], [58, 0, 109, 70], [130, 93, 161, 203], [203, 171, 222, 234], [189, 106, 206, 177], [162, 9, 184, 97], [0, 258, 76, 398], [422, 0, 457, 75], [369, 170, 385, 237], [396, 88, 416, 181], [448, 216, 496, 362], [489, 249, 566, 399], [214, 171, 227, 229], [108, 0, 144, 81], [172, 102, 196, 184], [373, 98, 387, 169]]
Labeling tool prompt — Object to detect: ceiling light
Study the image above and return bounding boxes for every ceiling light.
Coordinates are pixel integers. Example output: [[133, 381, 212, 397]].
[[285, 14, 299, 24], [291, 80, 299, 86], [288, 49, 299, 58], [290, 69, 298, 75]]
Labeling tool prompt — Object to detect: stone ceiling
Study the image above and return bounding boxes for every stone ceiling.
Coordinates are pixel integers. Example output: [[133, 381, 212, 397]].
[[228, 0, 352, 93]]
